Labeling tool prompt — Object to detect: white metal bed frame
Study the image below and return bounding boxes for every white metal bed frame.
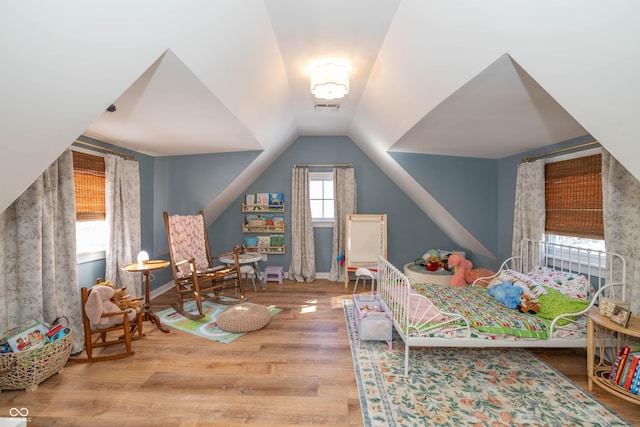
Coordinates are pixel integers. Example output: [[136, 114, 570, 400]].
[[377, 239, 627, 375]]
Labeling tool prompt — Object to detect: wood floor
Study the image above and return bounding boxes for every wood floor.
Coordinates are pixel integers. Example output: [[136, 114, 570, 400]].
[[2, 279, 639, 426]]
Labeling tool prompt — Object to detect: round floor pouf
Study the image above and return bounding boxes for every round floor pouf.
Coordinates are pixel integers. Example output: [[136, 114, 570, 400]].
[[216, 303, 272, 333]]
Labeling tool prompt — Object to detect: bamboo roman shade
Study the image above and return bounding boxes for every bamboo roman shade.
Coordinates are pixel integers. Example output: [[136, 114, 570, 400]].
[[544, 154, 603, 239], [72, 151, 105, 221]]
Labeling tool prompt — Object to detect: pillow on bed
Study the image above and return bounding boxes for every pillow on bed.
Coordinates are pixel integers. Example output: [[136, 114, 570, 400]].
[[537, 286, 590, 325], [527, 266, 594, 300], [487, 269, 547, 298]]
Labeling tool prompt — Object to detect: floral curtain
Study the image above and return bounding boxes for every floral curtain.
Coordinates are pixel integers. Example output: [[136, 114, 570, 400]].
[[288, 167, 315, 282], [602, 149, 640, 313], [0, 149, 84, 353], [512, 160, 546, 258], [104, 155, 142, 297], [328, 167, 357, 282]]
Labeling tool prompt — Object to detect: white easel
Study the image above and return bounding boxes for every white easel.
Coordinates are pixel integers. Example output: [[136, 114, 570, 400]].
[[344, 214, 387, 289]]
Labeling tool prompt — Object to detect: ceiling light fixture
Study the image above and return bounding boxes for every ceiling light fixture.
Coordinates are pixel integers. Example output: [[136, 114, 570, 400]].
[[310, 63, 349, 100]]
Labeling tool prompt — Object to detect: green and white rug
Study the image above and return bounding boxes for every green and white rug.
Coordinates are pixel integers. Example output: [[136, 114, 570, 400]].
[[343, 300, 631, 427], [157, 298, 281, 344]]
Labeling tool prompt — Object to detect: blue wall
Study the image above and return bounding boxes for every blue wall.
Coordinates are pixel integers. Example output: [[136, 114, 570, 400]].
[[210, 136, 458, 271], [78, 133, 597, 292]]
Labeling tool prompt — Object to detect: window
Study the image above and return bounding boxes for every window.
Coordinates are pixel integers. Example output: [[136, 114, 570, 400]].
[[72, 150, 107, 262], [544, 150, 605, 260], [309, 172, 334, 226], [545, 153, 603, 240]]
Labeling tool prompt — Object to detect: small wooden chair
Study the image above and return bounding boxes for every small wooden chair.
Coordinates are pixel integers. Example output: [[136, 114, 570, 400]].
[[69, 286, 143, 363]]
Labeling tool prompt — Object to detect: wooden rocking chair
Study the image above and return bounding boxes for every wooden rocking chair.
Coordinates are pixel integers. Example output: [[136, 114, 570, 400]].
[[69, 286, 143, 363], [164, 211, 245, 320]]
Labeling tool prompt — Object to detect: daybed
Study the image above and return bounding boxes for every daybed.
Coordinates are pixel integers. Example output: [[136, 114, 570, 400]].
[[377, 239, 627, 375]]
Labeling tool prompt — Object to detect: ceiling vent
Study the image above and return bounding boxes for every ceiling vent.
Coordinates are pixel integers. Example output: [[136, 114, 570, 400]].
[[314, 103, 341, 112]]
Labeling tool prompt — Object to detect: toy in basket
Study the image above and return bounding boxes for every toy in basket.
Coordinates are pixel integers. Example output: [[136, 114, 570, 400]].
[[0, 319, 73, 393], [352, 294, 393, 350]]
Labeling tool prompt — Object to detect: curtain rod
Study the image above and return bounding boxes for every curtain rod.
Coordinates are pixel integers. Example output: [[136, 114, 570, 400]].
[[521, 141, 599, 163], [73, 139, 135, 160], [293, 163, 353, 168]]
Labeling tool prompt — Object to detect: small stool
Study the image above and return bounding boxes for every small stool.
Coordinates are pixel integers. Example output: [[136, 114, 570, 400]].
[[240, 265, 257, 291], [263, 266, 284, 286], [353, 267, 376, 294]]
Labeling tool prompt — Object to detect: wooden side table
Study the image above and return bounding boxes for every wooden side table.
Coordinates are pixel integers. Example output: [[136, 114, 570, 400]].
[[587, 311, 640, 404], [123, 260, 171, 333]]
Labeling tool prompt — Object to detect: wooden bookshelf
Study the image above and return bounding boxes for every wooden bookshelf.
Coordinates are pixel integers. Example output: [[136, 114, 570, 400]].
[[587, 311, 640, 404]]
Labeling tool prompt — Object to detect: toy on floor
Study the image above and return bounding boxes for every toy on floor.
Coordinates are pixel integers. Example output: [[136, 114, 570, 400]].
[[447, 252, 495, 286]]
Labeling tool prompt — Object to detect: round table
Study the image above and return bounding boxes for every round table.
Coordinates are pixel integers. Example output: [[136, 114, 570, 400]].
[[219, 253, 264, 290], [403, 263, 453, 286], [122, 260, 171, 333]]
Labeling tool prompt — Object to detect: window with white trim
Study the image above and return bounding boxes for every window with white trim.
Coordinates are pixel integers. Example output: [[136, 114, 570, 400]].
[[544, 148, 605, 262], [72, 149, 107, 262], [309, 172, 334, 226]]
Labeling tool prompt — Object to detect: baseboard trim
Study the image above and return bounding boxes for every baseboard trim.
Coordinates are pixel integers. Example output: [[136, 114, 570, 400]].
[[150, 271, 333, 299]]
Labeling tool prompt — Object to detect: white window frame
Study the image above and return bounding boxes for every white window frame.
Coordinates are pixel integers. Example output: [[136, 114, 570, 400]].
[[309, 171, 334, 228], [544, 146, 605, 270]]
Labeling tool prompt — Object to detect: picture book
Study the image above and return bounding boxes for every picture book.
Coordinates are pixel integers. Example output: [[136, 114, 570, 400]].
[[270, 234, 284, 247], [245, 194, 256, 205], [257, 235, 270, 247], [273, 216, 285, 231], [256, 193, 269, 205], [269, 193, 284, 206], [6, 319, 50, 352]]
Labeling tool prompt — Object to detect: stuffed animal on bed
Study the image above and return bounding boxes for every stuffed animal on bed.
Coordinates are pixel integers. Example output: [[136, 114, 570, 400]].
[[518, 294, 540, 314], [447, 252, 496, 286], [488, 281, 523, 309]]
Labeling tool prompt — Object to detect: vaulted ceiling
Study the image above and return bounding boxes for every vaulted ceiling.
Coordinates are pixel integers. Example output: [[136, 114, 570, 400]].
[[2, 1, 639, 256]]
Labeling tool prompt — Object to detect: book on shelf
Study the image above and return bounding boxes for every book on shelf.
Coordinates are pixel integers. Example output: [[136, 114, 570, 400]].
[[623, 353, 640, 390], [269, 193, 284, 206], [257, 235, 270, 247], [245, 194, 256, 205], [273, 215, 285, 231], [256, 193, 269, 205], [270, 234, 284, 247], [619, 350, 638, 387], [631, 363, 640, 394], [614, 346, 632, 385], [610, 345, 640, 386], [609, 346, 627, 382]]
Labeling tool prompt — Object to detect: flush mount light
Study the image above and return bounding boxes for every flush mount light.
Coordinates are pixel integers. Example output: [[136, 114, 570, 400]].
[[310, 63, 349, 100]]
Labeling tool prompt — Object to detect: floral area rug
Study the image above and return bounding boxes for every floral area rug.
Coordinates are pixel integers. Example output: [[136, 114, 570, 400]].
[[343, 300, 631, 427], [156, 298, 281, 344]]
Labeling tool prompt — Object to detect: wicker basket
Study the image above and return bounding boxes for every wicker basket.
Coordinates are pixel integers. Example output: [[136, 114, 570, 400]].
[[0, 331, 73, 393]]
